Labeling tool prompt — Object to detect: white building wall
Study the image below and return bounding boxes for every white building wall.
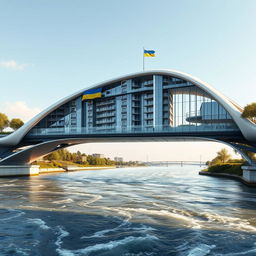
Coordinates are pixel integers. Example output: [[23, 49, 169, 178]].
[[153, 75, 163, 129]]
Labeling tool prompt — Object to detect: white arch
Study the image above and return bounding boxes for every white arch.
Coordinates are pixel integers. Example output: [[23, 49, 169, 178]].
[[0, 69, 255, 147]]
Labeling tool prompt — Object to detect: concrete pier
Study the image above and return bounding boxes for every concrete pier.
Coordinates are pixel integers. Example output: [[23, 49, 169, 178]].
[[242, 165, 256, 184], [0, 165, 40, 177]]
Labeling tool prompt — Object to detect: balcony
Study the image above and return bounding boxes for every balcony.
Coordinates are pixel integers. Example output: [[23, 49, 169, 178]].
[[96, 100, 115, 106], [144, 101, 153, 107], [144, 94, 153, 100], [96, 106, 115, 112], [96, 118, 116, 125], [96, 112, 116, 119]]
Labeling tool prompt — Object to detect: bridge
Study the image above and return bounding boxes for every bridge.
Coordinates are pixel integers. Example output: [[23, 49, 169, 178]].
[[0, 70, 255, 174], [145, 161, 205, 167]]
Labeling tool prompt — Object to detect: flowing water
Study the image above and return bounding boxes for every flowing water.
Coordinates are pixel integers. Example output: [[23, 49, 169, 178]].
[[0, 166, 256, 256]]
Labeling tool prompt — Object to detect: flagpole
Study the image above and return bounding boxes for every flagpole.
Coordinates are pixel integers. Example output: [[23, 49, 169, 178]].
[[143, 47, 145, 71]]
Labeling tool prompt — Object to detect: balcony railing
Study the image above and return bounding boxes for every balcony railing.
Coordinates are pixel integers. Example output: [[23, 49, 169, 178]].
[[28, 123, 239, 137]]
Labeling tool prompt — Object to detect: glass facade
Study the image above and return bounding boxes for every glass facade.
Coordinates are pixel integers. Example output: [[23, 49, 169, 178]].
[[29, 75, 239, 136]]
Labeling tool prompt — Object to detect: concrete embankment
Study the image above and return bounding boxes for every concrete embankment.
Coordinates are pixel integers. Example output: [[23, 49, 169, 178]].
[[39, 167, 66, 174], [199, 171, 256, 187], [0, 165, 116, 177], [65, 166, 115, 171]]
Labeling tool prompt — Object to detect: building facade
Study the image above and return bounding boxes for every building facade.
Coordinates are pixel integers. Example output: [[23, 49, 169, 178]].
[[30, 74, 237, 135]]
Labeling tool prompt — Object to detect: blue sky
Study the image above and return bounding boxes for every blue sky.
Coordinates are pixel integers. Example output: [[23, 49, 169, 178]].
[[0, 0, 255, 161]]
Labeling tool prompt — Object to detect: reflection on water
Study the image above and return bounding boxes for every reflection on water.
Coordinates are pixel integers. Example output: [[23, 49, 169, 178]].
[[0, 166, 256, 255]]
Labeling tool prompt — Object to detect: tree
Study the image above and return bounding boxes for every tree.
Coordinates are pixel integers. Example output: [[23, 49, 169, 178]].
[[0, 113, 9, 132], [242, 103, 256, 123], [9, 118, 24, 130], [75, 151, 82, 163], [217, 148, 231, 163], [44, 151, 60, 161], [208, 156, 222, 166], [208, 148, 231, 166]]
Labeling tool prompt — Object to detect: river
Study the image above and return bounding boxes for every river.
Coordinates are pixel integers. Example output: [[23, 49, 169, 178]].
[[0, 166, 256, 256]]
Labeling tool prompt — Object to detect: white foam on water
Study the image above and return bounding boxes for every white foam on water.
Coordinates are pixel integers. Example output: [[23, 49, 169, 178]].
[[175, 241, 189, 251], [80, 221, 128, 239], [200, 212, 256, 232], [77, 194, 132, 222], [187, 244, 216, 256], [55, 226, 70, 248], [57, 234, 158, 256], [81, 221, 154, 239], [218, 248, 256, 256], [152, 202, 256, 233], [7, 179, 18, 183], [82, 195, 103, 206], [52, 198, 74, 204], [7, 243, 30, 256], [0, 209, 25, 221], [121, 207, 202, 229], [27, 218, 50, 230], [1, 184, 17, 187]]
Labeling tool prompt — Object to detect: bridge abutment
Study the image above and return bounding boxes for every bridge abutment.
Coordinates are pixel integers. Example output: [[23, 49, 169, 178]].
[[242, 166, 256, 184], [0, 165, 40, 177]]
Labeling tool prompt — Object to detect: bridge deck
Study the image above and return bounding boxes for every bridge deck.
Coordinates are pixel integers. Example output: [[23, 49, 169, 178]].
[[24, 130, 245, 144]]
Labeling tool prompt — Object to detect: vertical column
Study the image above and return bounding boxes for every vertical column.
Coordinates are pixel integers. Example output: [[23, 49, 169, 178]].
[[116, 96, 122, 132], [127, 79, 132, 131], [85, 101, 94, 131], [153, 75, 163, 130], [169, 91, 174, 127], [64, 104, 70, 134], [76, 98, 82, 133], [127, 79, 132, 93], [81, 100, 86, 128], [141, 94, 145, 128], [127, 94, 132, 131]]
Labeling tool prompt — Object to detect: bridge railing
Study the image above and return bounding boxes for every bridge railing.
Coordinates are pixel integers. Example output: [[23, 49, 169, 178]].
[[27, 123, 239, 137]]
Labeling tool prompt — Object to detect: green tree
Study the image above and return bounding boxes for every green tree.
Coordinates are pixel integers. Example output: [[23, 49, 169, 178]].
[[9, 118, 24, 130], [241, 103, 256, 123], [0, 113, 9, 132], [44, 151, 60, 161], [208, 156, 222, 166], [217, 148, 231, 163], [75, 151, 82, 163], [87, 155, 95, 165], [208, 148, 231, 166]]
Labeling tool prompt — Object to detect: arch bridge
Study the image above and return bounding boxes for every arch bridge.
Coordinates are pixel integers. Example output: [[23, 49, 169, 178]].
[[0, 70, 256, 166]]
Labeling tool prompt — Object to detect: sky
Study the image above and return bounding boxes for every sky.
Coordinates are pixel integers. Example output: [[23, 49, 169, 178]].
[[0, 0, 255, 162]]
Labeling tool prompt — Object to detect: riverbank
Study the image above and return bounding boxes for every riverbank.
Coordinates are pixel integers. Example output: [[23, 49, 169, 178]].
[[199, 166, 256, 187], [0, 165, 117, 177], [202, 163, 243, 176]]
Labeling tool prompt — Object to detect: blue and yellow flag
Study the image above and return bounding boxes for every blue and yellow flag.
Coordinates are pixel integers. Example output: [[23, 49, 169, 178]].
[[82, 88, 102, 100], [144, 49, 155, 57]]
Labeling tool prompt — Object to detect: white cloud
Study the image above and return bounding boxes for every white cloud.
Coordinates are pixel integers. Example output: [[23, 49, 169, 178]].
[[0, 60, 28, 71], [1, 101, 40, 122]]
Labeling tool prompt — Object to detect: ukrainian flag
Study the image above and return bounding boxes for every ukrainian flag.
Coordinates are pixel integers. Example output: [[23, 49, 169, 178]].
[[144, 49, 155, 57], [82, 88, 102, 100]]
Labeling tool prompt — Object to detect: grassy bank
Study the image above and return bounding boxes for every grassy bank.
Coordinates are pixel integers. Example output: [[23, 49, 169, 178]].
[[202, 163, 243, 176], [33, 160, 116, 169]]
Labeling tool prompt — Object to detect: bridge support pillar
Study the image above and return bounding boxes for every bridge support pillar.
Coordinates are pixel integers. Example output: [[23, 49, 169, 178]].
[[0, 165, 39, 177], [242, 166, 256, 184]]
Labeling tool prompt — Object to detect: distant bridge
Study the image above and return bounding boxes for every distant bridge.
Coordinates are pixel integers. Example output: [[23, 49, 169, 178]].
[[0, 69, 255, 166], [145, 161, 205, 167]]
